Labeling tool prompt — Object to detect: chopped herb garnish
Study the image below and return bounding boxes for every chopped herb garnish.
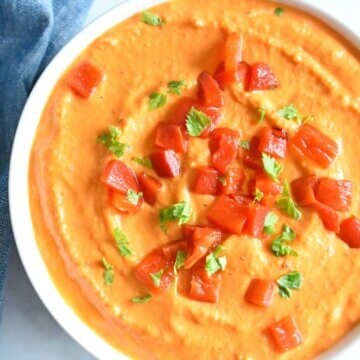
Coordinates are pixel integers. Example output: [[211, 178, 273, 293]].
[[102, 258, 114, 286], [167, 80, 187, 95], [205, 245, 227, 277], [131, 293, 153, 303], [97, 125, 129, 158], [149, 92, 167, 110], [254, 188, 264, 202], [141, 11, 164, 26], [126, 189, 143, 206], [257, 107, 266, 124], [239, 139, 250, 150], [263, 212, 279, 235], [174, 250, 187, 274], [113, 228, 132, 257], [277, 104, 302, 123], [271, 224, 298, 257], [185, 107, 211, 137], [277, 271, 303, 298], [276, 181, 302, 221], [218, 175, 227, 186], [158, 201, 192, 231], [150, 269, 164, 287], [262, 153, 283, 181], [274, 7, 284, 17], [132, 156, 153, 169]]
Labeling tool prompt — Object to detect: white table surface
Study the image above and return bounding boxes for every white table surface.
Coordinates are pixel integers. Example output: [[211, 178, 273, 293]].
[[0, 1, 358, 359]]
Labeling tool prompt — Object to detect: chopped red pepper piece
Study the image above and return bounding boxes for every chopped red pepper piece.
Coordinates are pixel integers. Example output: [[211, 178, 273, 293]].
[[110, 189, 143, 215], [291, 175, 318, 207], [138, 172, 162, 206], [315, 178, 352, 211], [268, 316, 303, 352], [210, 128, 240, 174], [246, 63, 279, 91], [184, 227, 222, 269], [245, 279, 275, 307], [260, 193, 277, 207], [161, 239, 188, 261], [101, 160, 140, 193], [244, 203, 270, 238], [224, 32, 242, 72], [249, 172, 283, 195], [67, 60, 104, 98], [193, 166, 221, 195], [290, 124, 338, 168], [198, 71, 224, 107], [207, 195, 249, 235], [182, 224, 197, 239], [155, 123, 188, 153], [314, 202, 340, 233], [339, 216, 360, 248], [258, 127, 288, 159], [243, 136, 263, 170], [214, 61, 250, 90], [150, 150, 180, 178], [220, 167, 244, 194]]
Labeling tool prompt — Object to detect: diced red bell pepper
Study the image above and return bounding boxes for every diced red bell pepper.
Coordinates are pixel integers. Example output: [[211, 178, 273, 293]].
[[245, 279, 276, 307], [290, 175, 318, 207], [250, 172, 283, 195], [161, 239, 188, 261], [67, 60, 104, 98], [154, 123, 188, 153], [243, 136, 263, 170], [339, 216, 360, 248], [135, 249, 175, 293], [214, 61, 250, 90], [184, 227, 222, 269], [244, 203, 270, 238], [314, 202, 340, 233], [246, 63, 279, 92], [182, 224, 197, 239], [261, 193, 277, 207], [198, 71, 224, 107], [138, 173, 162, 206], [193, 166, 221, 195], [101, 160, 140, 193], [210, 128, 240, 174], [229, 193, 253, 206], [224, 33, 242, 72], [290, 124, 339, 168], [150, 150, 180, 178], [258, 127, 288, 159], [207, 195, 249, 235], [189, 260, 221, 303], [220, 167, 244, 194], [268, 316, 303, 352], [315, 178, 352, 211], [109, 189, 143, 215]]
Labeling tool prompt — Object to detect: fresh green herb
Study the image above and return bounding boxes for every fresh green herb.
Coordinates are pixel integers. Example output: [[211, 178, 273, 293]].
[[254, 188, 264, 202], [113, 228, 132, 257], [218, 175, 227, 186], [277, 104, 302, 123], [149, 92, 167, 110], [271, 224, 298, 257], [141, 11, 164, 26], [167, 80, 187, 95], [257, 107, 266, 124], [276, 181, 302, 221], [185, 107, 211, 137], [262, 153, 283, 181], [97, 126, 129, 158], [158, 201, 192, 232], [131, 293, 153, 303], [277, 271, 303, 298], [126, 189, 143, 206], [263, 212, 278, 235], [205, 245, 227, 277], [239, 140, 250, 150], [150, 269, 164, 287], [174, 250, 187, 274], [132, 156, 153, 169], [102, 258, 114, 286], [274, 7, 284, 17]]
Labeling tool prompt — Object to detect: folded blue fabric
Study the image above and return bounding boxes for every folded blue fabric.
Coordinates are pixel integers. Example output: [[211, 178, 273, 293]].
[[0, 0, 93, 313]]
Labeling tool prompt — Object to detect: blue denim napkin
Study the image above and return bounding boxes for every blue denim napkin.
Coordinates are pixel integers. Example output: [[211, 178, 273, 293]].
[[0, 0, 93, 312]]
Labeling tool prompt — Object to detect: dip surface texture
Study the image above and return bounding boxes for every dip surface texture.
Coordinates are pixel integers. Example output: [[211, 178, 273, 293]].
[[29, 0, 360, 359]]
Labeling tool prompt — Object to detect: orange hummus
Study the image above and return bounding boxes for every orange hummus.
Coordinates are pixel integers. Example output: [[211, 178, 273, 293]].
[[29, 0, 360, 359]]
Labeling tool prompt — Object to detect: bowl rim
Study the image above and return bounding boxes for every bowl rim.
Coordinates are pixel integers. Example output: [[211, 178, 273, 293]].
[[8, 0, 359, 359]]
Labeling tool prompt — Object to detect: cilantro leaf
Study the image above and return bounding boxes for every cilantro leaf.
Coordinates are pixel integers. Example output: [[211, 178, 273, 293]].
[[158, 201, 192, 231], [271, 224, 298, 257], [149, 92, 167, 110], [102, 258, 114, 286], [277, 104, 302, 123], [132, 156, 153, 169], [185, 107, 211, 137], [254, 188, 264, 202], [126, 189, 143, 206], [218, 175, 227, 186], [205, 245, 227, 277], [276, 181, 302, 221], [263, 212, 278, 235], [239, 140, 250, 150], [274, 7, 284, 17], [150, 269, 164, 287], [97, 125, 129, 158], [277, 271, 303, 298], [113, 228, 132, 257], [174, 250, 187, 274], [131, 293, 152, 303], [167, 80, 187, 95], [262, 153, 283, 181], [141, 11, 164, 26], [257, 107, 266, 124]]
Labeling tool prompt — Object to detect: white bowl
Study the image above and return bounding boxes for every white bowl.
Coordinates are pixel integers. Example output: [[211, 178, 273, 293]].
[[9, 0, 360, 359]]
